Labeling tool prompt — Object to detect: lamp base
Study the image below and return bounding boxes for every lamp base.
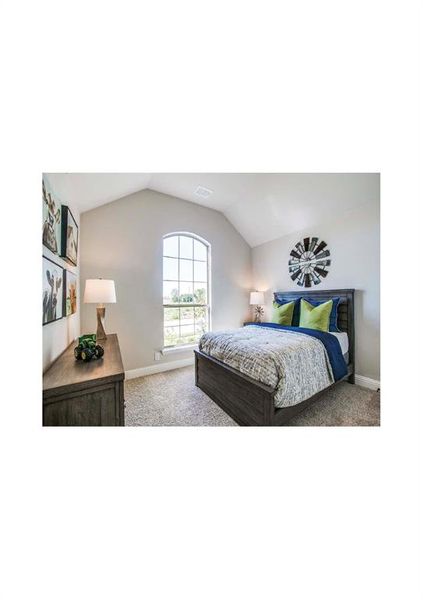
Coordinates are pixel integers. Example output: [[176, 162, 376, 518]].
[[96, 305, 107, 341], [253, 306, 264, 323]]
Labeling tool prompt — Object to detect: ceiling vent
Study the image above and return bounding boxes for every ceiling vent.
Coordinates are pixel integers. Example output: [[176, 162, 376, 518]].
[[194, 185, 213, 199]]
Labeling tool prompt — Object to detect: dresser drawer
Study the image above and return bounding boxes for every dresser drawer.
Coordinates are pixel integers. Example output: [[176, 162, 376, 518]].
[[43, 383, 122, 426]]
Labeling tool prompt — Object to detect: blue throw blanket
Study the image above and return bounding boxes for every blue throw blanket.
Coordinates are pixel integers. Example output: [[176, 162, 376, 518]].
[[250, 323, 348, 381]]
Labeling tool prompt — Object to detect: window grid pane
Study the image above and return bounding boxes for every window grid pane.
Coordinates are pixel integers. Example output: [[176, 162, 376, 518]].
[[179, 258, 193, 281], [179, 235, 193, 259], [163, 281, 180, 304], [194, 283, 207, 304], [163, 235, 179, 258], [194, 239, 207, 261], [163, 257, 179, 281]]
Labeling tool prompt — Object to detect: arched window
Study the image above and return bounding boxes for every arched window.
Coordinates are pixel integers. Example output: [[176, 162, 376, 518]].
[[163, 233, 210, 348]]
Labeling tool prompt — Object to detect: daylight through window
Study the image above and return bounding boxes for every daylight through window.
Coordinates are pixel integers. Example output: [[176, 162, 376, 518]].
[[163, 233, 210, 347]]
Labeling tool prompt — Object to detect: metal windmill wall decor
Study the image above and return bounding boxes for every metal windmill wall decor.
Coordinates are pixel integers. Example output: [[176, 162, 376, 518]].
[[288, 237, 331, 287]]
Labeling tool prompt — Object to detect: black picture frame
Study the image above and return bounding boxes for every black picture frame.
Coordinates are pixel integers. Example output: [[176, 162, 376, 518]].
[[42, 176, 61, 254], [60, 205, 79, 266], [42, 255, 65, 326]]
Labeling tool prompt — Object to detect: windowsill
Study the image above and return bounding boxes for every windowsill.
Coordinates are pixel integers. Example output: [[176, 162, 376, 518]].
[[163, 344, 198, 355]]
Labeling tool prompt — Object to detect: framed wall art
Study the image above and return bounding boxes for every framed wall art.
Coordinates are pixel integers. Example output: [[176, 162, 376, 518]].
[[42, 176, 61, 254], [42, 256, 64, 325], [64, 270, 77, 316], [61, 205, 79, 266]]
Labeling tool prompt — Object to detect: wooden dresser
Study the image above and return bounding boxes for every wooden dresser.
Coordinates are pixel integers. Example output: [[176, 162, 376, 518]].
[[43, 334, 125, 426]]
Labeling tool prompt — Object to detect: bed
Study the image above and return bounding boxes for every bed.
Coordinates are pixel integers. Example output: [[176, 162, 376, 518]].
[[194, 289, 355, 426]]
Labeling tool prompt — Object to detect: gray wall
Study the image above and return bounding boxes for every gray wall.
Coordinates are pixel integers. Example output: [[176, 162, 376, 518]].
[[42, 175, 80, 371], [252, 198, 380, 380], [80, 189, 252, 371]]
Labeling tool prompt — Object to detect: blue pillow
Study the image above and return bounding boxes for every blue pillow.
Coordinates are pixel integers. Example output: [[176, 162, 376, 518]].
[[273, 294, 302, 327], [304, 297, 341, 332]]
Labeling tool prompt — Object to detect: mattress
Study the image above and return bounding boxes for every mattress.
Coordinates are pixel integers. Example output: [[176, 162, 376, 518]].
[[329, 331, 349, 355]]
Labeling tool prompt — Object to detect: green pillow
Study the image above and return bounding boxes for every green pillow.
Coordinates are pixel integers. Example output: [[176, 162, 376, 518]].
[[271, 301, 295, 326], [299, 299, 333, 332]]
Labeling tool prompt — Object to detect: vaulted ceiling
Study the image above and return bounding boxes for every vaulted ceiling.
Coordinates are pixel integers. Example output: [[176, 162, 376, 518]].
[[45, 173, 379, 247]]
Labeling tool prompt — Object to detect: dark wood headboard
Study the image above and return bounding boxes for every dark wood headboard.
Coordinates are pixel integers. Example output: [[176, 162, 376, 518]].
[[274, 289, 355, 368]]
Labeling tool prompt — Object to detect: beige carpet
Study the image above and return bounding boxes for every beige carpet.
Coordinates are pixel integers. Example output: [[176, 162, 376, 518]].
[[125, 366, 380, 426]]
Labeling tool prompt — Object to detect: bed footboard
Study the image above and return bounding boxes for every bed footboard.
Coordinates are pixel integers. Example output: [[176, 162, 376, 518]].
[[194, 349, 353, 426], [194, 350, 276, 425]]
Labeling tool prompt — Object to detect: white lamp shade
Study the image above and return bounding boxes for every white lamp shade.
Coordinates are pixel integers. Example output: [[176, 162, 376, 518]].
[[84, 279, 116, 304], [250, 291, 264, 305]]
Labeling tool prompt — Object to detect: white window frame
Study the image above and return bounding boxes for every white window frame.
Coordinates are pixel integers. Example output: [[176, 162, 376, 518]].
[[162, 232, 211, 349]]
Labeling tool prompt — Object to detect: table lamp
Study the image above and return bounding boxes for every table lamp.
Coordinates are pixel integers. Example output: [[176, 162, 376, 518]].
[[83, 279, 116, 341], [250, 291, 265, 322]]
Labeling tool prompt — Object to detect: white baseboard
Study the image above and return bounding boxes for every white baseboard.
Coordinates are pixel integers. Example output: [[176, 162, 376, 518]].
[[125, 356, 195, 380], [354, 374, 380, 390]]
